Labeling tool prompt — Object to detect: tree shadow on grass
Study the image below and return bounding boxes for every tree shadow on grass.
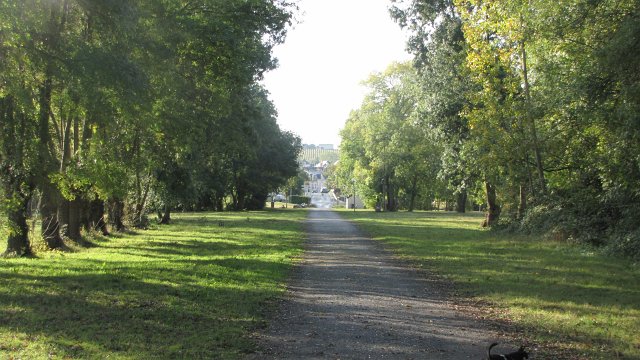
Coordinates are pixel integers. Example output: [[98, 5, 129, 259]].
[[0, 258, 287, 359]]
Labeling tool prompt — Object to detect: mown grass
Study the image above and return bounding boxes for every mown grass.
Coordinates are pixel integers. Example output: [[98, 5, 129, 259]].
[[0, 209, 307, 359], [337, 209, 640, 359]]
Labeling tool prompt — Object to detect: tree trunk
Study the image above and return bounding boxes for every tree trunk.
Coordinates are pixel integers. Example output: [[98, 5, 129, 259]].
[[37, 66, 65, 249], [108, 197, 126, 232], [134, 174, 150, 226], [159, 205, 171, 224], [40, 182, 64, 249], [1, 96, 33, 256], [483, 181, 501, 227], [521, 38, 547, 194], [56, 103, 83, 242], [69, 199, 82, 241], [456, 189, 467, 213], [57, 198, 82, 241], [3, 191, 32, 257], [58, 199, 69, 238], [408, 175, 418, 212], [385, 176, 397, 212], [517, 183, 527, 220], [87, 197, 109, 235]]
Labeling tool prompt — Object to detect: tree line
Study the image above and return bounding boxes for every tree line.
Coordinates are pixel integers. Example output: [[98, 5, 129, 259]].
[[335, 0, 640, 258], [0, 0, 301, 257]]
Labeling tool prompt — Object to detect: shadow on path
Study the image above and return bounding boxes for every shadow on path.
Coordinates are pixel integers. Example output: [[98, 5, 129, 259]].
[[249, 209, 497, 359]]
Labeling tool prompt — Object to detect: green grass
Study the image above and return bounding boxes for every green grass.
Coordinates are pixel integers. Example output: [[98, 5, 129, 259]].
[[0, 209, 307, 359], [337, 209, 640, 359]]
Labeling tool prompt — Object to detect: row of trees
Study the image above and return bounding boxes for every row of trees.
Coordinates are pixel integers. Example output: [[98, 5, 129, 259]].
[[336, 0, 640, 257], [0, 0, 301, 256]]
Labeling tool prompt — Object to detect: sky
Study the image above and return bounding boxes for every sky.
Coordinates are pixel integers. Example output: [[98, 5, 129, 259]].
[[261, 0, 412, 147]]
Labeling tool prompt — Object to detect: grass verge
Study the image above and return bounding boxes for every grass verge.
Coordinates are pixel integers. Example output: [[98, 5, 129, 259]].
[[337, 209, 640, 360], [0, 209, 306, 359]]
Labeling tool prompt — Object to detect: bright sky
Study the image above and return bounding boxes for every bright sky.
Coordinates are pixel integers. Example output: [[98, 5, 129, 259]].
[[262, 0, 412, 147]]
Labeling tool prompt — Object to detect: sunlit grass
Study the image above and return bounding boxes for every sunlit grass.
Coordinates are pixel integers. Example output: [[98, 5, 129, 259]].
[[0, 210, 307, 359], [338, 210, 640, 359]]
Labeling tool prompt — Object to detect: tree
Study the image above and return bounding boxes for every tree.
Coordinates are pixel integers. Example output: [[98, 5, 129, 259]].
[[338, 62, 443, 211], [394, 0, 640, 251], [392, 0, 478, 214], [1, 0, 299, 253]]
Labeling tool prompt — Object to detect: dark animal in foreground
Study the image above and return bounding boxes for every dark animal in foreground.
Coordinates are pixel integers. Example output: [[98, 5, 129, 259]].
[[487, 342, 529, 360]]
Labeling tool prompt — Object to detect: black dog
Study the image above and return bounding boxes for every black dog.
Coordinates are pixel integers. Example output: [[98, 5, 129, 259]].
[[487, 342, 529, 360]]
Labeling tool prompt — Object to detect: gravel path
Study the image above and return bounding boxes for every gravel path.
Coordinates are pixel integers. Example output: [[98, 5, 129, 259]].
[[249, 209, 497, 359]]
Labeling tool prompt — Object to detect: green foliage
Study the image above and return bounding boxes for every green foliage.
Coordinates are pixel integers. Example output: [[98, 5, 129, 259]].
[[509, 189, 640, 259], [340, 210, 640, 359], [0, 210, 306, 359], [338, 62, 445, 211], [289, 195, 310, 205], [385, 0, 640, 253], [1, 0, 300, 251]]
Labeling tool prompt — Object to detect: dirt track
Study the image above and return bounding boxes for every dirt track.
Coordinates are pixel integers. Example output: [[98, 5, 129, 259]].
[[249, 209, 499, 359]]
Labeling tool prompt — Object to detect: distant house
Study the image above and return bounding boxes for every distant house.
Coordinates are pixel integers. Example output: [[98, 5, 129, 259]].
[[345, 195, 364, 210], [298, 144, 338, 195]]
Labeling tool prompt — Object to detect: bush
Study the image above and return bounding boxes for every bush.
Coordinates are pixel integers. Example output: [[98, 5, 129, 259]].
[[608, 228, 640, 260], [508, 188, 640, 259], [289, 195, 310, 205]]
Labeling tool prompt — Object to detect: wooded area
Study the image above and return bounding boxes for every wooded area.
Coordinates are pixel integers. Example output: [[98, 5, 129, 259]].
[[335, 0, 640, 258], [0, 0, 301, 256]]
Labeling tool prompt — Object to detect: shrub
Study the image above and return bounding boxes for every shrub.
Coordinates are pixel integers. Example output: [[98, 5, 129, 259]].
[[509, 188, 640, 259], [289, 195, 310, 205]]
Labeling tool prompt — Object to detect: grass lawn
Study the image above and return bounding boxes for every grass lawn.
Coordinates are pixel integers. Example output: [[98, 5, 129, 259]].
[[0, 209, 306, 359], [337, 209, 640, 360]]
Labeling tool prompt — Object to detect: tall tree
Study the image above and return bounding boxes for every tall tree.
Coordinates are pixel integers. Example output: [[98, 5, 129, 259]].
[[1, 0, 300, 253], [338, 62, 443, 211]]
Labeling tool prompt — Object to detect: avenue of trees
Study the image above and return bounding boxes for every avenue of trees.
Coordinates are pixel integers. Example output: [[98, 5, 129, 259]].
[[336, 0, 640, 257], [0, 0, 301, 256]]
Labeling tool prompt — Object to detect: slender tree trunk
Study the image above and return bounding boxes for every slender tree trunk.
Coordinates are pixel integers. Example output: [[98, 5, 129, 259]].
[[134, 175, 150, 226], [381, 181, 386, 211], [38, 77, 64, 249], [521, 38, 546, 194], [483, 181, 501, 227], [517, 183, 527, 220], [73, 115, 79, 155], [57, 110, 83, 241], [408, 175, 418, 212], [456, 189, 467, 213], [37, 6, 66, 248]]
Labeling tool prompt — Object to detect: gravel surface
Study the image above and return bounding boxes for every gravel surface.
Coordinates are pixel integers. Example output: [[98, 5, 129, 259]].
[[248, 209, 498, 359]]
